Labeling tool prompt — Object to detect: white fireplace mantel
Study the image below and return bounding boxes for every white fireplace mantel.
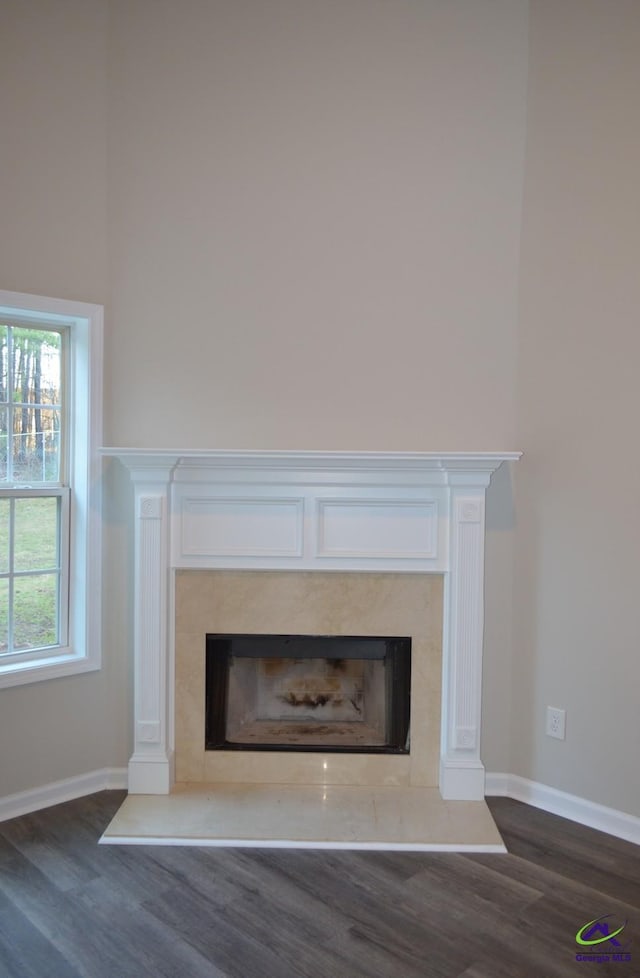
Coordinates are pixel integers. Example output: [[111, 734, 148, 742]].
[[102, 448, 520, 801]]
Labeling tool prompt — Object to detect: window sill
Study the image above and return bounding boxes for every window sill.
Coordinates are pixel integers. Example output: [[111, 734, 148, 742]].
[[0, 648, 101, 689], [0, 648, 100, 689]]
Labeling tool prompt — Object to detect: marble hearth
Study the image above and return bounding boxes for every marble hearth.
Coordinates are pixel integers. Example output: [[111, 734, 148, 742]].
[[101, 449, 518, 848]]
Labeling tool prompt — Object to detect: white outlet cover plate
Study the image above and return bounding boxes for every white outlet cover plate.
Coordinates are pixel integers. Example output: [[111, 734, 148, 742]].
[[546, 706, 566, 740]]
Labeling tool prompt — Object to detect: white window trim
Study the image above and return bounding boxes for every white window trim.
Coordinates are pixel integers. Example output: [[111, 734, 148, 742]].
[[0, 290, 103, 688]]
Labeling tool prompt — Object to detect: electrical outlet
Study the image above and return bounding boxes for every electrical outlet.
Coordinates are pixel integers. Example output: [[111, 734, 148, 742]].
[[546, 706, 566, 740]]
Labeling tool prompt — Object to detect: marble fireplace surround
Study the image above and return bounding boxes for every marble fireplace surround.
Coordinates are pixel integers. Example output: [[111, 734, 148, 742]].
[[175, 569, 442, 787], [104, 449, 519, 803]]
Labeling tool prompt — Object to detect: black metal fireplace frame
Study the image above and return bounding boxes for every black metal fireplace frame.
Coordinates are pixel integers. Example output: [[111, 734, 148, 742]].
[[205, 633, 411, 754]]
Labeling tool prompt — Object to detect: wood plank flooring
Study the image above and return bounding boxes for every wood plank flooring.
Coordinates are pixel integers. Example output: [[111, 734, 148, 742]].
[[0, 791, 638, 977]]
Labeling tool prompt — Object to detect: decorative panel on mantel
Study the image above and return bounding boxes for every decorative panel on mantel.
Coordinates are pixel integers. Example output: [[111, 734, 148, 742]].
[[180, 495, 304, 559], [172, 479, 448, 573]]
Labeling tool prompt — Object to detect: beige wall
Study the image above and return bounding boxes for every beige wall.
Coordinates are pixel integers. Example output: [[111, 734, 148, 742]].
[[5, 0, 636, 823], [0, 0, 130, 797], [512, 0, 640, 815], [0, 0, 107, 302], [106, 0, 526, 451]]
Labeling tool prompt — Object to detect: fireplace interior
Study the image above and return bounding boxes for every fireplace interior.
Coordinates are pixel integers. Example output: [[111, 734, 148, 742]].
[[206, 633, 411, 753]]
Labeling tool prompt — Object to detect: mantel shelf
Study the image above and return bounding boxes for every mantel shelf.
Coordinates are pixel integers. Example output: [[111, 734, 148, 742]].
[[100, 448, 521, 485], [101, 448, 521, 467]]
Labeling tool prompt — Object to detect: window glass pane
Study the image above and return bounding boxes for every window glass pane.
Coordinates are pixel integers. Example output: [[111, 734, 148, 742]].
[[10, 328, 62, 485], [14, 497, 59, 571], [0, 406, 7, 480], [11, 328, 62, 403], [0, 325, 7, 406], [0, 578, 8, 653], [40, 331, 61, 397], [12, 408, 62, 482], [0, 498, 8, 574], [13, 574, 58, 650]]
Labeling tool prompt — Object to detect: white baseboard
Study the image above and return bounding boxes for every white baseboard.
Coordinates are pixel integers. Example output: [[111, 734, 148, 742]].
[[0, 767, 128, 824], [486, 772, 640, 847]]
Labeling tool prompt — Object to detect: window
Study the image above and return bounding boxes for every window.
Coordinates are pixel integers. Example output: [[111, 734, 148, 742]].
[[0, 291, 103, 688]]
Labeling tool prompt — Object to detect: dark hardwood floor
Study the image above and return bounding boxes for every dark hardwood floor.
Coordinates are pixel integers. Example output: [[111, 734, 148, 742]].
[[0, 791, 638, 978]]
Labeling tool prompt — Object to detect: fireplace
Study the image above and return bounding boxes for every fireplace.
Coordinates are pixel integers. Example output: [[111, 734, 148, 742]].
[[205, 633, 411, 753], [103, 449, 520, 801]]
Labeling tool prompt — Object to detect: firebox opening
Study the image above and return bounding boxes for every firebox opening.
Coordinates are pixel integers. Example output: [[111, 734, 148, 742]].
[[205, 634, 411, 754]]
